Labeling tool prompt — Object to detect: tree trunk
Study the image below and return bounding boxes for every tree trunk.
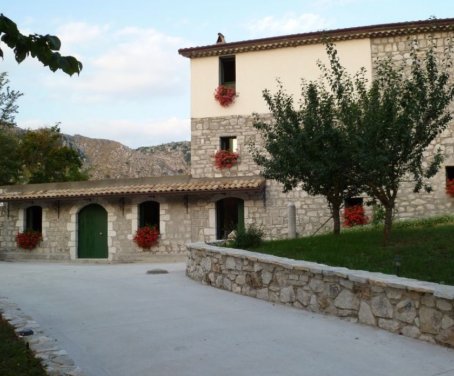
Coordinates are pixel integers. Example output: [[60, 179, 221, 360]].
[[383, 205, 393, 246], [332, 201, 341, 235]]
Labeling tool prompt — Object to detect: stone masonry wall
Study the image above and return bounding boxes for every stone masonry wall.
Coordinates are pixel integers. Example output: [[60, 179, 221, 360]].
[[0, 196, 190, 262], [371, 31, 454, 219], [189, 29, 454, 241], [187, 243, 454, 348]]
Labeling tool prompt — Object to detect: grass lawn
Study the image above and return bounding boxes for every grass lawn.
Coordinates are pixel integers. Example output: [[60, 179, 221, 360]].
[[0, 316, 47, 376], [249, 216, 454, 286]]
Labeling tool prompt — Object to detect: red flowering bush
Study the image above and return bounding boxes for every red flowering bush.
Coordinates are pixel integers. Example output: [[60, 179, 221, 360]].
[[214, 150, 239, 169], [133, 226, 159, 250], [16, 231, 42, 250], [214, 85, 236, 107], [446, 179, 454, 197], [343, 205, 369, 227]]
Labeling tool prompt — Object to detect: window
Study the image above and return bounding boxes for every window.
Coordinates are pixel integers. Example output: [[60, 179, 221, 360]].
[[344, 197, 363, 208], [219, 56, 235, 88], [446, 166, 454, 196], [25, 206, 42, 232], [220, 136, 238, 153], [446, 166, 454, 180], [139, 201, 160, 230]]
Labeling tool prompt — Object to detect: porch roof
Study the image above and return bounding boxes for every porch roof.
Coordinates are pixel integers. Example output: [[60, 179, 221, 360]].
[[0, 175, 266, 202]]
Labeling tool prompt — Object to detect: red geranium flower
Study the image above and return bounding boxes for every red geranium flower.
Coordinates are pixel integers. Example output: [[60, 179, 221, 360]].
[[343, 205, 368, 227], [214, 150, 239, 169], [446, 179, 454, 197], [133, 226, 159, 250], [214, 85, 236, 107], [16, 231, 42, 250]]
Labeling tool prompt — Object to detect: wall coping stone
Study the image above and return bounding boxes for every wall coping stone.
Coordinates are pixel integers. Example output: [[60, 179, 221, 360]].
[[190, 242, 454, 299]]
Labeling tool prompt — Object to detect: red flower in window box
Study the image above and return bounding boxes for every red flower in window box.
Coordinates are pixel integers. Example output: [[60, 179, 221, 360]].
[[214, 150, 239, 169], [214, 85, 236, 107], [133, 226, 159, 250], [16, 231, 42, 250], [446, 179, 454, 197], [343, 205, 368, 227]]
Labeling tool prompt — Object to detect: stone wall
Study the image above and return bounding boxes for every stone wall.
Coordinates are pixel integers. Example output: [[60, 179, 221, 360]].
[[0, 196, 190, 262], [187, 243, 454, 348], [370, 31, 454, 219], [189, 29, 454, 240]]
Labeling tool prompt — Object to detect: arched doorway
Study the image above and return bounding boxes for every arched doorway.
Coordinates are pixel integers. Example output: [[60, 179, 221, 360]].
[[78, 204, 108, 258], [216, 197, 244, 239]]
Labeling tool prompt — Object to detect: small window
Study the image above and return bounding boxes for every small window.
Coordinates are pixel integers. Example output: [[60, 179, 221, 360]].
[[220, 56, 235, 87], [220, 136, 237, 153], [25, 206, 42, 232], [344, 197, 363, 208], [139, 201, 160, 231], [446, 166, 454, 180]]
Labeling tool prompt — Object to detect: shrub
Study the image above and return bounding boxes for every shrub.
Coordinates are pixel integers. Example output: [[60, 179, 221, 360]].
[[231, 224, 264, 249], [16, 231, 42, 250], [343, 205, 368, 227], [133, 226, 159, 250], [371, 204, 385, 226]]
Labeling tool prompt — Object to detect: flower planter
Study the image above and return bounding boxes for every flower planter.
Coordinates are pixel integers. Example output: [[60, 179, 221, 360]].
[[16, 231, 42, 250], [133, 226, 159, 250], [214, 150, 239, 169]]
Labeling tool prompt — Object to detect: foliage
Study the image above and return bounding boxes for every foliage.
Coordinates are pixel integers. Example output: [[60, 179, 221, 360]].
[[252, 41, 454, 242], [371, 204, 385, 226], [0, 14, 82, 76], [0, 127, 20, 185], [214, 149, 239, 169], [251, 216, 454, 285], [446, 179, 454, 197], [251, 44, 362, 235], [0, 317, 48, 376], [0, 72, 22, 127], [214, 85, 236, 107], [230, 224, 264, 249], [133, 226, 159, 249], [343, 205, 368, 227], [16, 231, 42, 250], [19, 125, 88, 184], [352, 40, 454, 244]]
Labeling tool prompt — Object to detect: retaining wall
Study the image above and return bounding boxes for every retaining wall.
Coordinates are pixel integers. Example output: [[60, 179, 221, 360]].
[[186, 243, 454, 348]]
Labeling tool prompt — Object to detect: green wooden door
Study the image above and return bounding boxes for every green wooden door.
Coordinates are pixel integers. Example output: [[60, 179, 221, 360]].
[[78, 204, 108, 258]]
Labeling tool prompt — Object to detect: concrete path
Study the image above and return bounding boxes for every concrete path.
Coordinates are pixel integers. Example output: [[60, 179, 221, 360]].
[[0, 262, 453, 376]]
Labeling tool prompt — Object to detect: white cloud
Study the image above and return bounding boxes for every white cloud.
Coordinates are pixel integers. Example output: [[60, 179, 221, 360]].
[[247, 13, 330, 37], [45, 24, 189, 103], [57, 22, 110, 49]]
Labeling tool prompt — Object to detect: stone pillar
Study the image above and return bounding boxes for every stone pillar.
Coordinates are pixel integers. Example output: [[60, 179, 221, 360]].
[[288, 203, 296, 239]]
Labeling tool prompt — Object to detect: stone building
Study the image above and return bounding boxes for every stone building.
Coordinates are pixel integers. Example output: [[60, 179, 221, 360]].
[[1, 18, 453, 261]]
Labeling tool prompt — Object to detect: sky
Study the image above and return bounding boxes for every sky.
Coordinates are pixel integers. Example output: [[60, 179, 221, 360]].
[[1, 0, 454, 148]]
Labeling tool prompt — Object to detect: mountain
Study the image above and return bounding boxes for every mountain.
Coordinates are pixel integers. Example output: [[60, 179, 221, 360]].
[[63, 134, 191, 180]]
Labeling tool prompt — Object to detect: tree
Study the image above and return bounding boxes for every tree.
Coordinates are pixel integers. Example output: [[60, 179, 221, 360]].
[[354, 42, 454, 244], [19, 125, 88, 184], [251, 44, 361, 235], [0, 14, 82, 76], [0, 72, 22, 127], [0, 127, 20, 185]]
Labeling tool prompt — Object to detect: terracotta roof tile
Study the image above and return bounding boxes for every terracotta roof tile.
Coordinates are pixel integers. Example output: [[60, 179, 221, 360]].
[[0, 175, 265, 202], [178, 18, 454, 58]]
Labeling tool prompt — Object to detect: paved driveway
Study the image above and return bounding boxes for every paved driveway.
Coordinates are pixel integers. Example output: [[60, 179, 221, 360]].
[[0, 261, 453, 376]]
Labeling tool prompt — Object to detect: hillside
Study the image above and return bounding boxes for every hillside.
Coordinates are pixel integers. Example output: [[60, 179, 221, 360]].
[[63, 134, 190, 180]]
